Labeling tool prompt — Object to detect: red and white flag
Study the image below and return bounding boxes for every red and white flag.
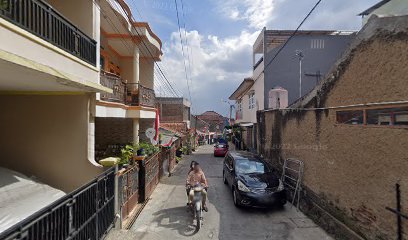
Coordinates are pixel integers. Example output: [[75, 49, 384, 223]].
[[154, 108, 160, 142]]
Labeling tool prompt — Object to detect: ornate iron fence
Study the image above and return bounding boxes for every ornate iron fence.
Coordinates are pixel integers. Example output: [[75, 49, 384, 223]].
[[98, 74, 156, 108], [118, 163, 139, 222], [125, 83, 156, 108], [139, 153, 160, 202], [0, 168, 115, 240], [100, 72, 126, 103], [0, 0, 97, 66]]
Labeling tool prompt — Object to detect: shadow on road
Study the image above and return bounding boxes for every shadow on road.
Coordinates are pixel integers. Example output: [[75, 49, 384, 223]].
[[152, 206, 200, 237]]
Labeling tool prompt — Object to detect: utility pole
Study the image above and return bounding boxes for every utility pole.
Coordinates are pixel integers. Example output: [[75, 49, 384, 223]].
[[296, 50, 304, 98], [221, 99, 235, 125]]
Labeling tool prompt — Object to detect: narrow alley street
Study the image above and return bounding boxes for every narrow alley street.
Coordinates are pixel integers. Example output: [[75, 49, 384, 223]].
[[107, 145, 333, 240]]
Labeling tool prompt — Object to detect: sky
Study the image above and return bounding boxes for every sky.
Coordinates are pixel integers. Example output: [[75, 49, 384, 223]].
[[129, 0, 379, 116]]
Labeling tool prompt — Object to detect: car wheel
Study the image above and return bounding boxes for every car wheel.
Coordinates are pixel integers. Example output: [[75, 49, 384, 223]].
[[223, 171, 227, 184], [278, 198, 287, 208], [233, 189, 240, 208]]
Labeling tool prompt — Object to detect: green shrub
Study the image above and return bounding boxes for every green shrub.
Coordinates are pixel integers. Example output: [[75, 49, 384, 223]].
[[119, 144, 134, 165], [139, 141, 160, 156]]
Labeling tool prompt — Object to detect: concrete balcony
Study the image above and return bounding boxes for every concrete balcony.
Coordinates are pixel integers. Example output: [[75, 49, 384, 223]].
[[0, 0, 96, 65], [0, 0, 106, 93], [99, 71, 156, 108]]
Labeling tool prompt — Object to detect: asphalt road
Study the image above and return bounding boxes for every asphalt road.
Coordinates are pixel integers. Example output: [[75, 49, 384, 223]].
[[107, 145, 333, 240]]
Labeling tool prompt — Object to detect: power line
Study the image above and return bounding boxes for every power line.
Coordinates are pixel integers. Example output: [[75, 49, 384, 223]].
[[174, 0, 192, 104], [179, 0, 195, 105], [264, 0, 323, 70], [96, 1, 177, 97], [107, 1, 180, 97]]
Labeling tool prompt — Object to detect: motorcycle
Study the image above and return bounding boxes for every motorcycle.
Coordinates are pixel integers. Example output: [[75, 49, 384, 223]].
[[187, 183, 205, 230]]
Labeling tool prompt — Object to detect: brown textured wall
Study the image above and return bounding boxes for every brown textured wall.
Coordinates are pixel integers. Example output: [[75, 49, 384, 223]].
[[160, 103, 184, 122], [95, 118, 133, 148], [259, 36, 408, 239]]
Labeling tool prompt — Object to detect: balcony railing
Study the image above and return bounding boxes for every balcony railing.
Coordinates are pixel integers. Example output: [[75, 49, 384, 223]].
[[0, 0, 97, 66], [126, 83, 156, 108], [100, 71, 126, 103], [100, 72, 156, 108]]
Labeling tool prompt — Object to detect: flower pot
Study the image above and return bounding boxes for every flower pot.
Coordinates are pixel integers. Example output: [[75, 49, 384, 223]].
[[137, 148, 145, 156]]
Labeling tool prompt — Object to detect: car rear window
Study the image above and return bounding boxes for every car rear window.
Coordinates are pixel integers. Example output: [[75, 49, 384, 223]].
[[235, 159, 270, 174], [217, 144, 226, 148]]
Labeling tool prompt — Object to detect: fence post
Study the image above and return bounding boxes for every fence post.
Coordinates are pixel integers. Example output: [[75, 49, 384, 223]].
[[114, 164, 121, 229]]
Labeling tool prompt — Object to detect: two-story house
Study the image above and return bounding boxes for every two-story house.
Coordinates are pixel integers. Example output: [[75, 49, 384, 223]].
[[0, 0, 109, 193], [0, 0, 160, 205], [94, 0, 162, 160], [230, 29, 355, 150]]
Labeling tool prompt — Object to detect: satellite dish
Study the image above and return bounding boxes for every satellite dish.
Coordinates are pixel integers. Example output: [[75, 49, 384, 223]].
[[145, 128, 156, 139]]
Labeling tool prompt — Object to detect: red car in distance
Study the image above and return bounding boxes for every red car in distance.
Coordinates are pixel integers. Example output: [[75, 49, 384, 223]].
[[214, 144, 229, 157]]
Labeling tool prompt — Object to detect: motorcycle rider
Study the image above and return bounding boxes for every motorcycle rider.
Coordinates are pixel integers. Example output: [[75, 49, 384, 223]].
[[186, 161, 198, 204], [186, 162, 208, 212]]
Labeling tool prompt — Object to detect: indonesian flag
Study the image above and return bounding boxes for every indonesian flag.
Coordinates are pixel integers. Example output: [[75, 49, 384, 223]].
[[154, 108, 160, 142]]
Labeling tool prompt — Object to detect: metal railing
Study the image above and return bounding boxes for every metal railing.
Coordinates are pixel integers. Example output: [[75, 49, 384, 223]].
[[100, 72, 126, 103], [0, 0, 97, 66], [125, 83, 156, 108], [99, 72, 156, 108], [118, 163, 139, 222], [0, 168, 116, 240]]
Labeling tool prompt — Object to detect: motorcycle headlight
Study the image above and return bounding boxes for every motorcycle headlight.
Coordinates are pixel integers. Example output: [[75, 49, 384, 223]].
[[277, 179, 285, 191], [237, 180, 251, 192]]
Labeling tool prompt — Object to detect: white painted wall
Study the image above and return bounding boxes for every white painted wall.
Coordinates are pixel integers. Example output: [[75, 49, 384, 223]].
[[363, 0, 408, 25], [0, 19, 99, 86], [235, 74, 264, 124]]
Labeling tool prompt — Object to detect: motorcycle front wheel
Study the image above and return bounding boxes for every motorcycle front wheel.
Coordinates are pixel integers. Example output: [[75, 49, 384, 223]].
[[196, 209, 202, 230]]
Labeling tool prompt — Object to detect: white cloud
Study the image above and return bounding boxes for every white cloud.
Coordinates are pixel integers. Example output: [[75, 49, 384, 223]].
[[218, 0, 277, 29], [157, 29, 259, 114]]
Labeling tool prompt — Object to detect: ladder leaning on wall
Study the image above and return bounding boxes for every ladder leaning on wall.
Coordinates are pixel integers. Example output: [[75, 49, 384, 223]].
[[281, 158, 304, 209]]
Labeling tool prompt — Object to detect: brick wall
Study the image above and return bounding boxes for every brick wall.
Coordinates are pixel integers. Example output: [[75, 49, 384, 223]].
[[257, 19, 408, 240], [95, 118, 133, 149], [160, 103, 184, 122]]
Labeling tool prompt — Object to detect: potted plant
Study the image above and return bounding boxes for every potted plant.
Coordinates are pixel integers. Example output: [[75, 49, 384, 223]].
[[119, 144, 134, 167], [176, 147, 182, 157], [137, 142, 146, 156]]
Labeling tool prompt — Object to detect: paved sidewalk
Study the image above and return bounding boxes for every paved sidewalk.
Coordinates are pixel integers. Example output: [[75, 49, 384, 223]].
[[106, 145, 333, 240]]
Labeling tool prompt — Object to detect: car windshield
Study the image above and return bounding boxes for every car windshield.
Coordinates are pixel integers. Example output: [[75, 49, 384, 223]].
[[235, 159, 270, 174]]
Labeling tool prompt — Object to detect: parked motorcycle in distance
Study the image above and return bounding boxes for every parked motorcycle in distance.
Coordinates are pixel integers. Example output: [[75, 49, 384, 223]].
[[187, 183, 205, 230]]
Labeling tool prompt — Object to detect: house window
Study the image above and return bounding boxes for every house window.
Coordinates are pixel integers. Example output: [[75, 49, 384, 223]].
[[336, 106, 408, 127], [249, 93, 255, 109], [235, 100, 243, 120], [237, 100, 242, 112], [311, 39, 325, 49], [336, 110, 364, 125], [366, 107, 408, 126]]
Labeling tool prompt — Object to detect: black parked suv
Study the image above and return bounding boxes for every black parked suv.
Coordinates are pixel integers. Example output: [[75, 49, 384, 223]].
[[223, 151, 286, 208]]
